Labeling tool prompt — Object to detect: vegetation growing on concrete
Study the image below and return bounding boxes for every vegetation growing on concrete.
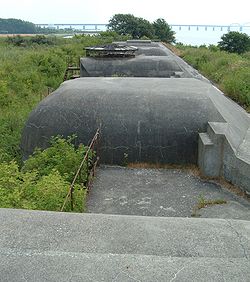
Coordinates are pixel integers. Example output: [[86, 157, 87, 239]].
[[191, 195, 227, 217], [176, 44, 250, 111]]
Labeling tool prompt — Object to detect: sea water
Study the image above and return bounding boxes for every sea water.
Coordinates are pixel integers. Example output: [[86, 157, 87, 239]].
[[171, 25, 250, 46]]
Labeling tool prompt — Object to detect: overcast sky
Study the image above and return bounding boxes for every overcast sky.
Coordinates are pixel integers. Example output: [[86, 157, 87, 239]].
[[1, 0, 249, 25]]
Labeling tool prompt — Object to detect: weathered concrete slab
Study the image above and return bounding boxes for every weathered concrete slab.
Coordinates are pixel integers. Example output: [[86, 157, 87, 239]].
[[87, 166, 250, 220], [1, 209, 249, 258], [0, 209, 249, 281], [80, 56, 187, 78], [21, 77, 224, 164], [1, 253, 249, 282]]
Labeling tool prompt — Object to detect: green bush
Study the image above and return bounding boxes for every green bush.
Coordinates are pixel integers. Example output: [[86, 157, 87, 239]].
[[0, 135, 91, 212], [27, 170, 85, 212], [22, 135, 91, 183], [0, 162, 86, 212]]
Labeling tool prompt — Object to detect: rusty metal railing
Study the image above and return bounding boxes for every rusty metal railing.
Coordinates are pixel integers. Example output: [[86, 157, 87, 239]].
[[63, 66, 80, 81], [60, 128, 100, 212]]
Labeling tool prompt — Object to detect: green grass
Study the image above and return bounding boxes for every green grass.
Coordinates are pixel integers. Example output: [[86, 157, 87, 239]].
[[176, 45, 250, 112], [0, 34, 114, 211], [0, 35, 113, 163]]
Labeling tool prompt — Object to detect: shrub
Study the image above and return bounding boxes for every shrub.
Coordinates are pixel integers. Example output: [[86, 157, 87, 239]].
[[6, 35, 26, 46], [27, 170, 85, 212], [0, 135, 91, 212], [30, 35, 56, 45], [0, 161, 36, 209], [22, 135, 91, 183], [218, 31, 250, 54]]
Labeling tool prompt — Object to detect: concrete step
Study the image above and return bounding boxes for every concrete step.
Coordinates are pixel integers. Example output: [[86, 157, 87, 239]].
[[199, 132, 213, 146], [1, 209, 249, 281], [1, 209, 249, 258], [206, 121, 228, 142]]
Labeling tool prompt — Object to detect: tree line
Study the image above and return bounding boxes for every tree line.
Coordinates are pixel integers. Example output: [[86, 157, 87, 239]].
[[108, 14, 175, 43], [0, 15, 176, 43], [0, 18, 60, 34], [0, 18, 38, 34]]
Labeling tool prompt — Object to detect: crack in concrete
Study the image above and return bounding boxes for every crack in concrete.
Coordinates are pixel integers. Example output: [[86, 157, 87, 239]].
[[112, 270, 141, 282], [169, 260, 196, 281], [226, 220, 249, 259], [27, 123, 46, 129], [169, 263, 188, 281], [101, 145, 178, 150]]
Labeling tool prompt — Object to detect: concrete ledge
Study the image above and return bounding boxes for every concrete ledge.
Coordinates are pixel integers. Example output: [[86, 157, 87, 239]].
[[1, 208, 249, 280], [0, 209, 249, 258], [1, 251, 249, 282]]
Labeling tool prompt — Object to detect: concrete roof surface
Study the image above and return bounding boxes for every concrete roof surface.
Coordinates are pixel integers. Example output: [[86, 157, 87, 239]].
[[87, 166, 250, 220], [0, 209, 249, 281]]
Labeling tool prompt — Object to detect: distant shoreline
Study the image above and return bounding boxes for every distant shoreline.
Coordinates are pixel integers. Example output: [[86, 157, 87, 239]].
[[0, 34, 38, 37]]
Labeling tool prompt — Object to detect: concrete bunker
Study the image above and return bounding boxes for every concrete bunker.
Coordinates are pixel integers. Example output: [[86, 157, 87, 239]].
[[113, 40, 169, 56], [21, 77, 224, 165], [80, 56, 184, 78], [135, 47, 169, 56], [21, 41, 250, 193], [80, 42, 187, 78]]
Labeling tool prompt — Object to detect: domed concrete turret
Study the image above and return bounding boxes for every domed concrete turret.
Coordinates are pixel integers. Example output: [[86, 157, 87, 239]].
[[21, 77, 223, 164]]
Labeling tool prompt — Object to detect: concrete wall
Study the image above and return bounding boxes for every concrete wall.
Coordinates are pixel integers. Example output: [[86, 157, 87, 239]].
[[21, 78, 223, 165], [80, 56, 186, 78]]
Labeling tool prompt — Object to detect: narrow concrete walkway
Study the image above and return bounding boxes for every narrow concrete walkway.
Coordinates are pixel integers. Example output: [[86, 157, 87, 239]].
[[87, 166, 250, 220]]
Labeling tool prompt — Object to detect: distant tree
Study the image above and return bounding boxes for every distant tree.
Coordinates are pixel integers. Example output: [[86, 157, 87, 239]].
[[0, 18, 37, 34], [152, 18, 175, 43], [218, 31, 250, 54], [108, 14, 155, 39]]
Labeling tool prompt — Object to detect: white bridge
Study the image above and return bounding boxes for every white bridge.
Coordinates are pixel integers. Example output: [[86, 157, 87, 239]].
[[36, 23, 250, 33]]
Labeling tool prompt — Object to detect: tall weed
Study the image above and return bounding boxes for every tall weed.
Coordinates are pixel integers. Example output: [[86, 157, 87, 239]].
[[179, 46, 250, 111]]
